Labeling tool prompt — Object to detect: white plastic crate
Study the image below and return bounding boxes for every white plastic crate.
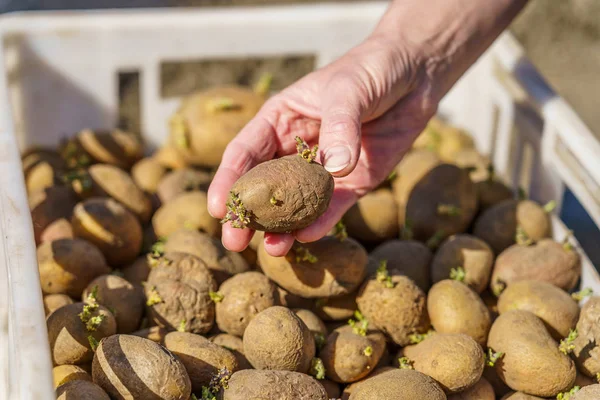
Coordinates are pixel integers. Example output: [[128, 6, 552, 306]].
[[0, 3, 599, 399]]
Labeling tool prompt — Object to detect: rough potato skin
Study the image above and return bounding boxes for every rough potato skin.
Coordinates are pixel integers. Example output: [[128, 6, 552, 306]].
[[572, 297, 600, 378], [474, 179, 514, 211], [571, 384, 600, 400], [497, 280, 579, 340], [29, 185, 78, 245], [344, 188, 399, 242], [356, 275, 430, 346], [164, 332, 238, 392], [367, 240, 432, 292], [146, 252, 217, 334], [487, 310, 576, 397], [72, 198, 143, 267], [491, 239, 581, 294], [44, 294, 75, 315], [427, 280, 491, 346], [131, 157, 166, 194], [447, 377, 495, 400], [243, 306, 315, 372], [131, 326, 168, 344], [431, 234, 494, 293], [209, 333, 252, 370], [156, 168, 212, 203], [56, 380, 110, 400], [47, 302, 117, 365], [215, 271, 280, 336], [258, 237, 367, 298], [342, 366, 396, 398], [500, 393, 545, 400], [319, 325, 386, 383], [229, 154, 334, 232], [165, 229, 249, 285], [83, 275, 145, 334], [314, 292, 357, 321], [92, 335, 191, 400], [348, 369, 447, 400], [222, 369, 328, 400], [473, 200, 551, 255], [53, 364, 91, 388], [152, 191, 219, 238], [406, 333, 484, 394], [38, 239, 110, 298]]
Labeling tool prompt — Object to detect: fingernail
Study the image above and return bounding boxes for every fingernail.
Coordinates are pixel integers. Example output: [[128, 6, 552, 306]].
[[323, 145, 351, 173]]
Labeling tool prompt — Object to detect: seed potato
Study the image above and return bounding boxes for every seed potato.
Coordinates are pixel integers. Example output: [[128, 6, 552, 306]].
[[131, 157, 166, 194], [222, 369, 328, 400], [44, 294, 75, 316], [53, 364, 91, 388], [209, 333, 253, 370], [572, 297, 600, 379], [152, 190, 219, 238], [156, 168, 212, 203], [56, 380, 110, 400], [30, 185, 78, 245], [348, 368, 447, 400], [447, 377, 495, 400], [343, 188, 399, 242]]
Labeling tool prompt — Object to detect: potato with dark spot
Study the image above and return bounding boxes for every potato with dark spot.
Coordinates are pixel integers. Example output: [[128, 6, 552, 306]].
[[405, 164, 478, 242], [165, 229, 249, 284], [83, 275, 145, 333], [475, 179, 514, 211], [356, 274, 430, 346], [22, 149, 66, 193], [92, 334, 191, 400], [343, 188, 399, 242], [53, 364, 91, 388], [145, 252, 217, 334], [314, 293, 357, 321], [319, 325, 386, 383], [29, 185, 78, 245], [497, 280, 579, 340], [215, 271, 279, 336], [47, 302, 117, 365], [447, 377, 495, 400], [491, 239, 581, 295], [38, 239, 110, 297], [72, 198, 143, 266], [243, 306, 315, 372], [487, 310, 576, 397], [56, 380, 110, 400], [75, 129, 143, 169], [427, 280, 491, 346], [431, 234, 493, 293], [367, 240, 432, 291], [348, 368, 446, 400], [156, 168, 212, 203], [44, 294, 74, 315], [209, 333, 252, 370], [473, 199, 551, 255], [152, 191, 219, 238], [572, 384, 600, 400], [258, 237, 367, 298], [164, 331, 239, 392], [120, 256, 151, 288], [222, 369, 328, 400], [131, 157, 166, 194], [572, 297, 600, 379], [131, 326, 168, 343]]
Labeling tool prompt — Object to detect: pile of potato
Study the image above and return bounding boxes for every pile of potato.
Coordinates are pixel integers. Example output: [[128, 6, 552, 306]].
[[24, 82, 600, 400]]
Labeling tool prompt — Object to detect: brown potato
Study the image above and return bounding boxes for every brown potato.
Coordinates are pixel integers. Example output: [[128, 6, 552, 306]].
[[156, 168, 212, 203], [499, 392, 545, 400], [227, 153, 334, 232], [314, 293, 357, 321], [497, 280, 579, 340], [427, 280, 491, 346], [391, 149, 442, 207], [258, 237, 367, 298], [56, 380, 110, 400], [131, 157, 166, 194], [53, 364, 91, 388], [348, 368, 446, 400], [572, 297, 600, 379], [473, 199, 551, 255], [341, 366, 397, 399], [152, 191, 219, 238], [47, 302, 117, 365], [38, 239, 110, 297], [145, 252, 217, 334], [356, 274, 430, 346], [447, 377, 495, 400], [367, 240, 432, 292], [215, 271, 280, 336], [92, 334, 191, 400], [321, 379, 341, 399], [29, 185, 78, 245], [154, 145, 188, 170], [243, 306, 315, 372], [294, 309, 327, 338], [222, 369, 328, 400], [487, 310, 576, 397], [572, 384, 600, 400], [450, 148, 491, 182], [437, 124, 475, 162], [344, 188, 399, 242], [490, 239, 581, 295], [22, 149, 66, 193], [40, 218, 74, 244], [72, 198, 143, 266], [475, 179, 514, 211], [83, 275, 145, 333], [164, 331, 239, 393], [131, 326, 168, 343], [431, 234, 494, 293], [319, 325, 386, 383], [76, 129, 142, 169], [44, 294, 75, 315], [119, 256, 151, 288], [209, 333, 252, 370]]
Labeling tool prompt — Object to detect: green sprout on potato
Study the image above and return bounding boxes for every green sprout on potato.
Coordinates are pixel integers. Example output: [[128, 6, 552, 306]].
[[191, 394, 199, 400], [562, 231, 575, 252], [209, 291, 224, 303], [86, 285, 99, 304], [400, 219, 414, 241], [146, 287, 163, 306], [572, 288, 593, 302], [62, 169, 92, 192], [332, 220, 348, 241], [210, 367, 231, 392], [177, 319, 187, 332], [492, 280, 507, 297], [295, 136, 318, 163], [544, 200, 557, 213], [515, 225, 533, 246], [376, 260, 395, 288], [147, 237, 167, 266], [295, 246, 318, 264], [485, 348, 504, 367], [270, 196, 279, 206], [556, 386, 580, 400], [398, 357, 414, 370], [559, 329, 578, 355], [426, 230, 445, 250], [450, 266, 466, 282], [437, 204, 462, 217], [170, 114, 190, 149], [206, 97, 242, 113], [222, 192, 251, 229], [79, 303, 105, 332], [363, 346, 373, 357], [348, 310, 369, 337], [200, 387, 216, 400], [87, 335, 99, 352], [315, 333, 327, 352], [85, 315, 106, 332], [409, 329, 435, 345], [386, 170, 397, 182], [309, 358, 326, 380]]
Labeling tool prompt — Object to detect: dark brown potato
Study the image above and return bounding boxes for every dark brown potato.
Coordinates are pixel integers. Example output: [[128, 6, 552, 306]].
[[343, 188, 399, 242], [47, 302, 117, 365], [475, 179, 514, 211], [572, 384, 600, 400], [222, 369, 328, 400], [572, 297, 600, 379], [92, 334, 191, 400], [405, 163, 478, 242], [209, 333, 252, 370], [258, 237, 368, 298], [490, 239, 581, 295], [321, 379, 341, 399], [430, 234, 494, 294], [152, 191, 219, 238], [243, 306, 315, 372], [56, 380, 110, 400], [22, 149, 66, 193], [367, 240, 432, 292], [76, 129, 143, 169], [215, 271, 280, 336], [72, 198, 143, 266], [83, 275, 145, 333], [38, 238, 110, 298], [319, 325, 386, 383], [29, 185, 78, 245], [119, 256, 151, 288], [156, 168, 212, 203], [131, 326, 168, 343], [348, 368, 446, 400], [131, 157, 166, 194], [145, 252, 217, 334], [53, 364, 91, 388], [473, 199, 551, 255], [44, 294, 75, 315], [164, 332, 239, 393], [314, 293, 357, 321], [447, 377, 495, 400]]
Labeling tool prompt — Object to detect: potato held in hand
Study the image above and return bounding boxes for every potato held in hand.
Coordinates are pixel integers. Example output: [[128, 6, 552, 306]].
[[224, 138, 334, 232]]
